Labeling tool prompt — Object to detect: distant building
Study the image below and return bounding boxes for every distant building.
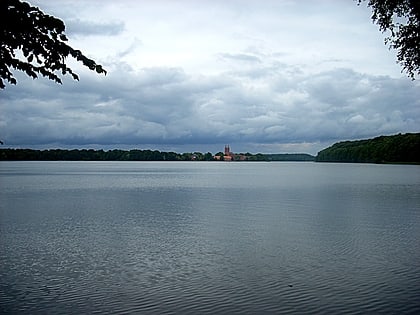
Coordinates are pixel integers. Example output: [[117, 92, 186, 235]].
[[214, 145, 247, 161], [224, 145, 233, 161]]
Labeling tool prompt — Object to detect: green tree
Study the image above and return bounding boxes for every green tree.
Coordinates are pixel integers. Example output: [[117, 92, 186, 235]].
[[315, 133, 420, 163], [0, 0, 106, 89], [358, 0, 420, 79], [203, 152, 214, 161]]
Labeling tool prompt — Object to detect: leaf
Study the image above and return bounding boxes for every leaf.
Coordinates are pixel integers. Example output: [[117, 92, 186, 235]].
[[95, 65, 106, 74]]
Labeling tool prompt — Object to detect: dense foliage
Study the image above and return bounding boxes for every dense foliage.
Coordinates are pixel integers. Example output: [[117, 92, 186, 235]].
[[264, 153, 315, 162], [358, 0, 420, 79], [0, 0, 106, 89], [316, 133, 420, 163]]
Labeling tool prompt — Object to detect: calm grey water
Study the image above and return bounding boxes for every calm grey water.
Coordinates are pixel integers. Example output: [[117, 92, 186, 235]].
[[0, 161, 419, 314]]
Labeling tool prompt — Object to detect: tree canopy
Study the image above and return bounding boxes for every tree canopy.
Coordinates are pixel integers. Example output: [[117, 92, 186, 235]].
[[0, 0, 106, 89], [359, 0, 420, 79], [316, 133, 420, 163]]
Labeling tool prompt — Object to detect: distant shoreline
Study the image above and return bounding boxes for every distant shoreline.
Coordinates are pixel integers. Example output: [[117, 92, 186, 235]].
[[0, 148, 315, 162], [2, 132, 419, 164]]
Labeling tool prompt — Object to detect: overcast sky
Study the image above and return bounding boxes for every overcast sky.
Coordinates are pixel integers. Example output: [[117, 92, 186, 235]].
[[1, 0, 419, 154]]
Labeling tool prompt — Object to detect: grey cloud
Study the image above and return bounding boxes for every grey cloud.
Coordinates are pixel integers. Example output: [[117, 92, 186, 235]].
[[219, 53, 262, 63], [66, 19, 124, 36], [295, 69, 420, 141], [116, 39, 142, 59], [1, 62, 419, 154]]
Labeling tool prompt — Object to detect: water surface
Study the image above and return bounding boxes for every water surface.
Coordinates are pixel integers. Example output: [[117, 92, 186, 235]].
[[1, 161, 419, 314]]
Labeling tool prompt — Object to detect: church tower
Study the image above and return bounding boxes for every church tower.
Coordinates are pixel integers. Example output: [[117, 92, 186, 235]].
[[224, 145, 230, 155]]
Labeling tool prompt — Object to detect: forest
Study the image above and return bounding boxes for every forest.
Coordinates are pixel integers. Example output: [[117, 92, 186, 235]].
[[316, 133, 420, 163]]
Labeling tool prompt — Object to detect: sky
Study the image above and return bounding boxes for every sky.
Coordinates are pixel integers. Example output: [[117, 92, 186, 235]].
[[1, 0, 419, 155]]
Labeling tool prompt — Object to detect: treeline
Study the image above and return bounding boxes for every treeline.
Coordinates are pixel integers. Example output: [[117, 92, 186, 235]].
[[316, 133, 420, 163], [0, 148, 315, 162], [0, 149, 210, 161], [214, 152, 315, 161], [265, 153, 315, 161]]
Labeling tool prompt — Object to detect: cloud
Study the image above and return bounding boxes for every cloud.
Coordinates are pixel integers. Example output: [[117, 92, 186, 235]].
[[218, 53, 262, 63], [115, 39, 142, 59], [65, 19, 125, 36], [1, 60, 418, 155]]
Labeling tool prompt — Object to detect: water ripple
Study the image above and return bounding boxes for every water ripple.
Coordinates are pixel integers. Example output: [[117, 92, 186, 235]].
[[1, 162, 420, 314]]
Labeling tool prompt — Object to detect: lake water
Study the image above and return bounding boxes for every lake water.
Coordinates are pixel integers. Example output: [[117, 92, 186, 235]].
[[1, 161, 419, 314]]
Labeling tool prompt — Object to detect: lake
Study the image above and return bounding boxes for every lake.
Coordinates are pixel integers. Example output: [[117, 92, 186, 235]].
[[1, 161, 419, 314]]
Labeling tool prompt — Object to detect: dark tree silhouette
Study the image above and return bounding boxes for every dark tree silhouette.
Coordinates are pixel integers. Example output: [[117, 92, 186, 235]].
[[0, 0, 106, 89], [358, 0, 420, 79]]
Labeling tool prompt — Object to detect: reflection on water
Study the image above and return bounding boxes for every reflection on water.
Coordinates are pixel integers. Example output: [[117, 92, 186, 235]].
[[1, 161, 419, 314]]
